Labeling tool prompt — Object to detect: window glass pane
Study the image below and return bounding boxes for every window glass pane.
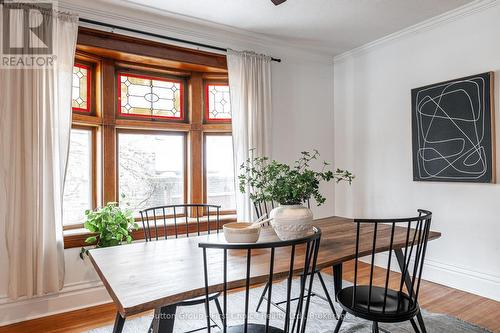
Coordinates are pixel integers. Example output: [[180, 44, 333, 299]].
[[118, 132, 185, 214], [119, 73, 183, 119], [72, 64, 90, 112], [63, 129, 92, 226], [206, 84, 231, 120], [206, 135, 235, 210]]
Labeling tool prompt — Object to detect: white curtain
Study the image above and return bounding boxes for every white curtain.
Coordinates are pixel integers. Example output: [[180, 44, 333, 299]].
[[227, 49, 273, 222], [0, 4, 79, 299]]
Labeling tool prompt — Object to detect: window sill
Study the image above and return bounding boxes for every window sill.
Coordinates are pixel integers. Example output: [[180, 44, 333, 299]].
[[63, 214, 237, 249]]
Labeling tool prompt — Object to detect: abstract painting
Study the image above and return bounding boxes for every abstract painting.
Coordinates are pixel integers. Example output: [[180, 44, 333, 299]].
[[411, 72, 495, 183]]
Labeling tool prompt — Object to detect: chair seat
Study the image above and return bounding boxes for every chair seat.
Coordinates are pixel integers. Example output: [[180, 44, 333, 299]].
[[177, 292, 221, 307], [337, 286, 419, 323], [215, 323, 283, 333]]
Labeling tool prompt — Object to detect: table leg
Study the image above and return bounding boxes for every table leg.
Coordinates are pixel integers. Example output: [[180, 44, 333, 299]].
[[332, 263, 343, 301], [152, 304, 177, 333], [394, 249, 427, 333], [112, 312, 125, 333]]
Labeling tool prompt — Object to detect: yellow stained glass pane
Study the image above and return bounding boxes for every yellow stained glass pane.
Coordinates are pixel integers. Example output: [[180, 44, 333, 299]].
[[72, 65, 89, 112]]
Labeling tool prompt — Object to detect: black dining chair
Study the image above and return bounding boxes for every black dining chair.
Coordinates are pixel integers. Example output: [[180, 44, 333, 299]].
[[334, 209, 433, 333], [139, 203, 224, 333], [199, 226, 322, 333], [253, 200, 338, 320]]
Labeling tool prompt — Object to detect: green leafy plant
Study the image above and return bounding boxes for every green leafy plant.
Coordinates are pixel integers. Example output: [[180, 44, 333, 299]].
[[239, 150, 354, 206], [79, 202, 139, 259]]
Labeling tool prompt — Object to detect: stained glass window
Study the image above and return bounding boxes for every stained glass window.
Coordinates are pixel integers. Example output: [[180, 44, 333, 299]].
[[206, 84, 231, 121], [72, 64, 90, 112], [118, 73, 183, 119]]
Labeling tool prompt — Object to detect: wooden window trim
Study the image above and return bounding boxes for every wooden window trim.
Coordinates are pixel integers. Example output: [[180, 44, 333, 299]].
[[64, 33, 234, 249], [203, 132, 237, 215], [115, 129, 189, 212], [64, 215, 237, 249], [76, 27, 228, 73], [63, 125, 98, 231]]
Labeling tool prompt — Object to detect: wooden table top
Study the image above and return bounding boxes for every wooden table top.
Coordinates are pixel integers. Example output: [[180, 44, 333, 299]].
[[89, 216, 441, 317]]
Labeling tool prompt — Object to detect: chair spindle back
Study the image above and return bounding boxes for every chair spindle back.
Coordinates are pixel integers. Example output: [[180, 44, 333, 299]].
[[352, 209, 432, 314], [139, 204, 221, 241], [199, 227, 322, 333]]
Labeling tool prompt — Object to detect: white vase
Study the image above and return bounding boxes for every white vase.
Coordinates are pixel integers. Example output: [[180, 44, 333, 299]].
[[269, 204, 313, 240]]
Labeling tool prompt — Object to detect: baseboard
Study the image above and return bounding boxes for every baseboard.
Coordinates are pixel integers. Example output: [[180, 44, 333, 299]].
[[365, 253, 500, 302], [0, 280, 111, 326]]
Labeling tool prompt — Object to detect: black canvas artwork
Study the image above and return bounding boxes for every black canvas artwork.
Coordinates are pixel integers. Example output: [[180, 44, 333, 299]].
[[411, 72, 495, 183]]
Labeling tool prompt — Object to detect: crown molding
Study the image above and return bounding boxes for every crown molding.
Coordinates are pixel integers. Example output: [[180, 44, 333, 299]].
[[58, 0, 334, 64], [333, 0, 500, 63]]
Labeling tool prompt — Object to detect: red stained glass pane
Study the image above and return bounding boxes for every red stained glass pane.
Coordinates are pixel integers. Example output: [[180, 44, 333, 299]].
[[118, 73, 183, 119], [206, 84, 231, 121], [72, 64, 90, 112]]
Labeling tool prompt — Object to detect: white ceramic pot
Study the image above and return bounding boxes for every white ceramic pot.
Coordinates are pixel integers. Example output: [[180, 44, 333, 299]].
[[269, 204, 313, 240]]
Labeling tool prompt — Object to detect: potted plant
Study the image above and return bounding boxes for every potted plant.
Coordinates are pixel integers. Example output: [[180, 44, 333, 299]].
[[79, 202, 139, 259], [239, 150, 354, 240]]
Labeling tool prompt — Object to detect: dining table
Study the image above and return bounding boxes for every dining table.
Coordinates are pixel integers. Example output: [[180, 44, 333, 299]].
[[88, 216, 441, 333]]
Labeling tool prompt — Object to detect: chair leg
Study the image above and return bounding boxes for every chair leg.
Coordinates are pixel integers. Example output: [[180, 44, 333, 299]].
[[416, 312, 427, 333], [213, 297, 225, 327], [316, 271, 338, 319], [112, 312, 125, 333], [255, 281, 270, 312], [372, 321, 379, 333], [410, 318, 421, 333], [332, 263, 343, 302], [152, 304, 177, 333], [333, 310, 346, 333]]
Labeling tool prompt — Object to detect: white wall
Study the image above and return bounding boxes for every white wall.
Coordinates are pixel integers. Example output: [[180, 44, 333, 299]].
[[334, 2, 500, 301], [0, 0, 336, 325]]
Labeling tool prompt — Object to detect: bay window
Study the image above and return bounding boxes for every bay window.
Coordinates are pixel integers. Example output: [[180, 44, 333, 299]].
[[62, 28, 235, 246]]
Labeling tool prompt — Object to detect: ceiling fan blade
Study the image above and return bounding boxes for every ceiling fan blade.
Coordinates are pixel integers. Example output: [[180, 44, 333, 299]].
[[271, 0, 287, 5]]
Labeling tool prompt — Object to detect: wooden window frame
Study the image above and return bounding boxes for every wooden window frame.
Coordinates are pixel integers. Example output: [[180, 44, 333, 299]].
[[63, 125, 98, 230], [203, 132, 237, 216], [64, 31, 235, 249], [204, 80, 231, 123], [115, 129, 189, 217]]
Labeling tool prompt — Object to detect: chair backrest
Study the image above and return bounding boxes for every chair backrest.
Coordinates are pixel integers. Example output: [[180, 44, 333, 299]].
[[199, 227, 322, 333], [254, 200, 311, 219], [139, 204, 221, 241], [352, 209, 432, 314]]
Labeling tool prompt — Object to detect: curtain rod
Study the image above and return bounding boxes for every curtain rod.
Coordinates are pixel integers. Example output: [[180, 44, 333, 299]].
[[79, 18, 282, 63]]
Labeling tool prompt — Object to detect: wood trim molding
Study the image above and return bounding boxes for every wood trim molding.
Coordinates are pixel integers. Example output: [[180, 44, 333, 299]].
[[64, 217, 236, 249], [77, 27, 228, 73]]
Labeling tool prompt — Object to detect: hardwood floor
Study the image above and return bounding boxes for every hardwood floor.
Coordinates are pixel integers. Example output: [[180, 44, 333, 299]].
[[1, 260, 499, 333]]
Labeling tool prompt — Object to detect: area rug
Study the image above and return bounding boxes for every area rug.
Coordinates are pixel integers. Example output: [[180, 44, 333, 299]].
[[88, 275, 491, 333]]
